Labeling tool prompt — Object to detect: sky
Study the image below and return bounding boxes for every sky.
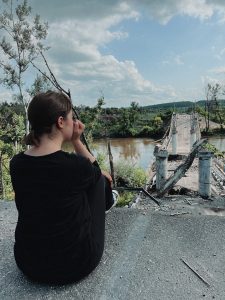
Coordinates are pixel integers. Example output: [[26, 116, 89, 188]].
[[1, 0, 225, 107]]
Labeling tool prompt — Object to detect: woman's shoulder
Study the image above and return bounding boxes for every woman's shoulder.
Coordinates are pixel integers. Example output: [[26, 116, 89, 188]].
[[10, 150, 91, 168], [62, 151, 92, 165], [10, 151, 25, 163]]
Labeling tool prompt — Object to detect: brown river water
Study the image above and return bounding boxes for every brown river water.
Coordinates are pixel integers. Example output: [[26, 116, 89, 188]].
[[64, 136, 225, 170], [94, 138, 156, 170]]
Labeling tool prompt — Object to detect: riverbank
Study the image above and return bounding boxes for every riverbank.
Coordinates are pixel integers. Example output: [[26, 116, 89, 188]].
[[201, 128, 225, 138]]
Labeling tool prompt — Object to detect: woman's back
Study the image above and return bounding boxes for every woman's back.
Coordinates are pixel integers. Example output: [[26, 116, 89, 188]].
[[10, 150, 102, 283]]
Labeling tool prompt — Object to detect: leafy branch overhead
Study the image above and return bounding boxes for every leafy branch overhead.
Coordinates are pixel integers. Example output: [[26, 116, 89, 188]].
[[0, 0, 49, 135]]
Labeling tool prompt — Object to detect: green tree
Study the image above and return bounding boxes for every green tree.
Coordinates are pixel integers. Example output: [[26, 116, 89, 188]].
[[117, 108, 131, 136], [0, 0, 49, 136], [0, 102, 25, 151], [204, 83, 222, 132], [77, 96, 105, 144], [129, 101, 140, 125], [115, 102, 141, 137], [153, 116, 163, 128]]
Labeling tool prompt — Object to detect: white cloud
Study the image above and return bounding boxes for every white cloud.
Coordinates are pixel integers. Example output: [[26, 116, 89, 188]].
[[174, 55, 184, 65], [30, 0, 225, 25], [200, 75, 225, 99], [30, 0, 139, 22], [201, 75, 225, 88], [212, 46, 225, 60], [30, 4, 177, 107], [45, 53, 176, 106], [129, 0, 225, 24], [129, 0, 215, 24], [4, 0, 223, 106], [209, 66, 225, 74], [162, 60, 170, 65], [161, 54, 184, 66]]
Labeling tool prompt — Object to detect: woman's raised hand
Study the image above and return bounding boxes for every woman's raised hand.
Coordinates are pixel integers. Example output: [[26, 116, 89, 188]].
[[72, 120, 85, 142]]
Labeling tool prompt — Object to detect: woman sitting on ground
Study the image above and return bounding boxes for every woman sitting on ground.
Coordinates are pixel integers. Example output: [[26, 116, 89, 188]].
[[10, 91, 117, 284]]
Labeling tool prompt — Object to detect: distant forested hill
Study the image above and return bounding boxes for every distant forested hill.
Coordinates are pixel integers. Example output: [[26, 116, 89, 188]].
[[142, 99, 225, 110]]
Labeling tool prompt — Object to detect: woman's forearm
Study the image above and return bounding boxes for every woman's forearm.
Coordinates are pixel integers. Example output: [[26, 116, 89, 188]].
[[72, 139, 96, 163]]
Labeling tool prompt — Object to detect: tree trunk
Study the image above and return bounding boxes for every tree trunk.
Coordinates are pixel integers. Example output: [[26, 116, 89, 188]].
[[25, 107, 30, 150], [204, 101, 208, 132], [215, 101, 223, 130], [25, 109, 29, 136], [15, 140, 18, 153], [0, 152, 4, 199], [207, 107, 210, 132]]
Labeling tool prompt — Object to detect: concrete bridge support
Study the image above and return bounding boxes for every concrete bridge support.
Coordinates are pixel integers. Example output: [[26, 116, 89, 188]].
[[190, 129, 197, 149], [198, 151, 213, 198], [190, 114, 198, 149], [155, 149, 168, 191]]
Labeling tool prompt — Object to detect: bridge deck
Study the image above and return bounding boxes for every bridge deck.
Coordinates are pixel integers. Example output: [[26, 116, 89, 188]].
[[167, 114, 192, 155], [166, 114, 199, 191]]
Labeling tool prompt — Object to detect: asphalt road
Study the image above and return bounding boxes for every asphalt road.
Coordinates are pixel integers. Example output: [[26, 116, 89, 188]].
[[1, 200, 225, 300]]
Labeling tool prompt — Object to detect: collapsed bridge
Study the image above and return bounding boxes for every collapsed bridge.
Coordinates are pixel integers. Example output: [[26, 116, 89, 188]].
[[149, 113, 225, 198]]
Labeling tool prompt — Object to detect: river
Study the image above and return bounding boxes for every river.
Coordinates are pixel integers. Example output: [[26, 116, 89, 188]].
[[64, 136, 225, 171], [208, 136, 225, 152], [93, 138, 156, 170]]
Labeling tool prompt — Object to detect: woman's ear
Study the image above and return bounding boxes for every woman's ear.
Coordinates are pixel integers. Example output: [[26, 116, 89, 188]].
[[56, 116, 64, 129]]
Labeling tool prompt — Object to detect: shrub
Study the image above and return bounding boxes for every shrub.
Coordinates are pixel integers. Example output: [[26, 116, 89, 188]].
[[114, 159, 147, 187], [1, 154, 14, 200], [203, 143, 224, 158], [96, 151, 109, 170], [139, 125, 153, 136], [117, 191, 135, 207], [113, 159, 147, 206]]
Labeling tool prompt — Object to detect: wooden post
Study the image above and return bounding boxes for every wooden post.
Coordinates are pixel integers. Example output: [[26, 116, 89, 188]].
[[198, 151, 213, 198], [155, 149, 168, 191], [107, 140, 116, 186]]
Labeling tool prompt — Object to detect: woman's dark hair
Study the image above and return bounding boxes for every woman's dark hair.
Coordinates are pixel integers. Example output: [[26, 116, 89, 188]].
[[25, 91, 72, 146]]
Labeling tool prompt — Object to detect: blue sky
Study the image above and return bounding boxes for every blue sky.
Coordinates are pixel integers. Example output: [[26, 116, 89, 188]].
[[1, 0, 225, 107]]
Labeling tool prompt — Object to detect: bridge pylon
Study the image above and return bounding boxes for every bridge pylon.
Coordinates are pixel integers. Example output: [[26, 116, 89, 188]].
[[199, 151, 213, 198], [190, 113, 199, 149], [154, 149, 168, 191]]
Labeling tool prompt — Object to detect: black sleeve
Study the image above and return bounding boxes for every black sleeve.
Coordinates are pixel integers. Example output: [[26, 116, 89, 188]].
[[76, 156, 102, 190]]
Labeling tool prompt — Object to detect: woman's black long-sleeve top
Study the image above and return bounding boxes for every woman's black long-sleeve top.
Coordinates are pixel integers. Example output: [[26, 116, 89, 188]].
[[10, 150, 102, 283]]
